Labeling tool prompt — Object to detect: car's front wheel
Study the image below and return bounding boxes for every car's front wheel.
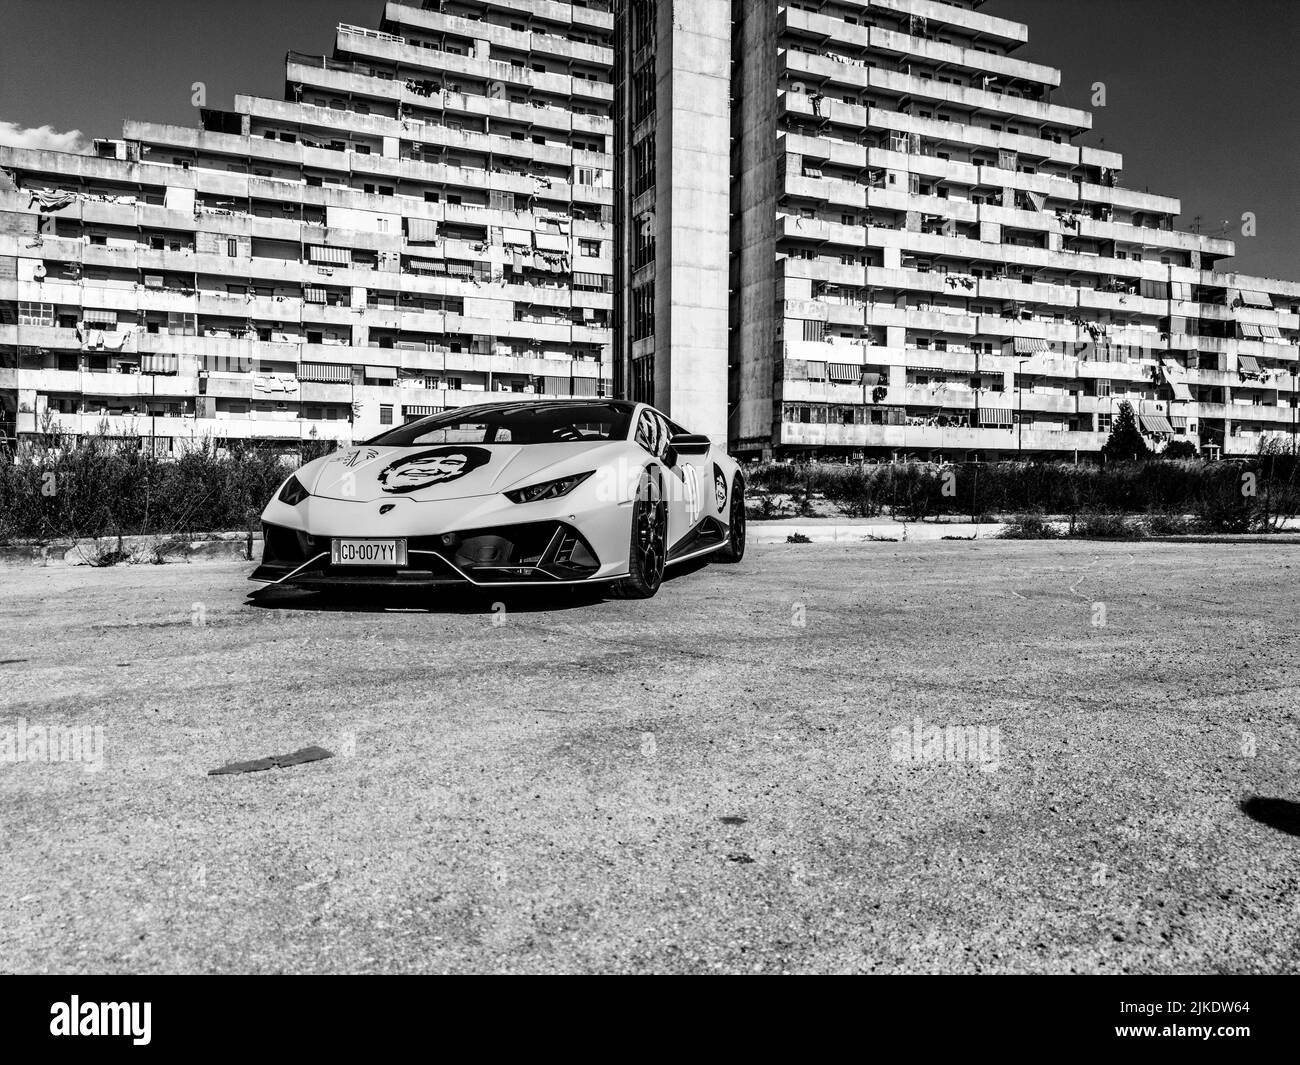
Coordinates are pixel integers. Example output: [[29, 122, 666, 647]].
[[715, 476, 746, 563], [611, 467, 666, 599]]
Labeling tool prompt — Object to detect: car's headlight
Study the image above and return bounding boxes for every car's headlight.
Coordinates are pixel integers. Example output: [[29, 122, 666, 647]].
[[278, 474, 310, 506], [504, 470, 594, 504]]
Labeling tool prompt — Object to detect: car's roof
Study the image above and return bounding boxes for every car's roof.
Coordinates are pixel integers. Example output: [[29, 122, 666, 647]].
[[440, 399, 639, 415]]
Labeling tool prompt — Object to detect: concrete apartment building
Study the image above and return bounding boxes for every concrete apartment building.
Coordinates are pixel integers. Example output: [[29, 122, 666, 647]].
[[728, 0, 1300, 461], [0, 0, 616, 450], [3, 0, 1299, 462], [611, 0, 731, 443]]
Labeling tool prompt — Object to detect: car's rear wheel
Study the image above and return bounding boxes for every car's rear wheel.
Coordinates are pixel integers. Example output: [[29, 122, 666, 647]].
[[611, 467, 666, 599], [715, 476, 746, 563]]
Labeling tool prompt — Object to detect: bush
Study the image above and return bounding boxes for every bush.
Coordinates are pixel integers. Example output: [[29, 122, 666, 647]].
[[786, 532, 812, 544], [0, 433, 318, 542], [1072, 510, 1144, 539], [1145, 510, 1195, 536], [999, 512, 1059, 539], [740, 456, 1300, 530], [1162, 440, 1198, 460]]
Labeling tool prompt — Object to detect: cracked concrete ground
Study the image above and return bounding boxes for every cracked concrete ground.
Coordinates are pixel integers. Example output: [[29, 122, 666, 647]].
[[1, 541, 1298, 973]]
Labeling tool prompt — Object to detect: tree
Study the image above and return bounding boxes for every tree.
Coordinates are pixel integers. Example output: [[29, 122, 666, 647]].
[[1162, 439, 1198, 460], [1101, 401, 1149, 463]]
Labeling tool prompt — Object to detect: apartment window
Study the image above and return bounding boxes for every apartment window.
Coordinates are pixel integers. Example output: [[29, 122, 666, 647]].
[[579, 239, 601, 258], [379, 405, 393, 426], [227, 239, 238, 257]]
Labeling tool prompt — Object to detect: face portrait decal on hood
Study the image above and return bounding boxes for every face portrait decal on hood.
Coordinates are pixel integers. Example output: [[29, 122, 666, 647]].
[[376, 446, 492, 494]]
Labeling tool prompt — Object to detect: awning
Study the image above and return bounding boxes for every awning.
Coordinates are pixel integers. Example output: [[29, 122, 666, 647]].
[[1238, 355, 1262, 373], [1170, 416, 1188, 430], [364, 365, 397, 380], [408, 258, 444, 274], [571, 377, 598, 397], [140, 354, 177, 374], [403, 405, 438, 417], [1026, 191, 1047, 212], [534, 232, 568, 253], [406, 217, 439, 242], [502, 228, 532, 247], [303, 286, 327, 303], [1168, 380, 1194, 402], [805, 361, 826, 378], [828, 362, 861, 383], [976, 408, 1014, 427], [1242, 290, 1273, 308], [1140, 414, 1174, 434], [542, 375, 570, 394], [308, 245, 350, 265], [859, 372, 882, 387], [1260, 324, 1283, 339], [1240, 324, 1263, 339], [1013, 337, 1050, 354], [82, 309, 118, 327], [444, 262, 473, 277], [300, 362, 351, 383]]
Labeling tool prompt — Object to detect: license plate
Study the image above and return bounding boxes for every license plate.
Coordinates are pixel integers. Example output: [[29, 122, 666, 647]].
[[330, 538, 407, 567]]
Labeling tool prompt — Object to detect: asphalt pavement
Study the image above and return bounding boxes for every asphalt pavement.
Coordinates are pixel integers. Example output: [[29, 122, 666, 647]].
[[2, 540, 1299, 973]]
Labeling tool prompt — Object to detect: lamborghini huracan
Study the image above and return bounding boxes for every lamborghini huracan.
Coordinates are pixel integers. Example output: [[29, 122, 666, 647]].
[[250, 399, 745, 598]]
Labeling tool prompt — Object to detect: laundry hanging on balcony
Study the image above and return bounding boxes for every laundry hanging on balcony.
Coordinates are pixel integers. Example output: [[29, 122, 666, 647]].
[[28, 190, 76, 212]]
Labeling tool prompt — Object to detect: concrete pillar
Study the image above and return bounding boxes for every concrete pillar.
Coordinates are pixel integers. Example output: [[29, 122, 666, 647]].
[[655, 0, 732, 444]]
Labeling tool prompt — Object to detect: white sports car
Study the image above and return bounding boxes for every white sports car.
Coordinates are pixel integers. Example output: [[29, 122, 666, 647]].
[[251, 399, 745, 598]]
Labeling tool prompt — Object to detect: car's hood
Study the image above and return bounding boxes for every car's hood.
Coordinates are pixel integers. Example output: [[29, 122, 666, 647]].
[[301, 441, 625, 503]]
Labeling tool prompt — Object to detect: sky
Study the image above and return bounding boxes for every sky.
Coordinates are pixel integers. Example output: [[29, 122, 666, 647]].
[[0, 0, 1295, 280]]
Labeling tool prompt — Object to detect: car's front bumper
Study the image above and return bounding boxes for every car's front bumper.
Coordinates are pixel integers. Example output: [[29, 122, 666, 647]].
[[250, 491, 631, 590]]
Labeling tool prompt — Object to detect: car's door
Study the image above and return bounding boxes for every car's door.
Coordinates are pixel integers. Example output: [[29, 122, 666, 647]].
[[633, 406, 690, 548], [663, 414, 714, 531]]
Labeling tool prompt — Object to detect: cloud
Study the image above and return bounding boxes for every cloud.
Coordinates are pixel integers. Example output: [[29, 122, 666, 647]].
[[0, 122, 90, 153]]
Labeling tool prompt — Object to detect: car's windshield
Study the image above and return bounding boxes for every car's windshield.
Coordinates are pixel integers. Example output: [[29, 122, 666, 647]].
[[365, 402, 633, 447]]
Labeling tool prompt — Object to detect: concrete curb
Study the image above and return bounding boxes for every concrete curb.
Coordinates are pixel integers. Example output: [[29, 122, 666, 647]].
[[749, 522, 1005, 543], [0, 532, 259, 567]]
